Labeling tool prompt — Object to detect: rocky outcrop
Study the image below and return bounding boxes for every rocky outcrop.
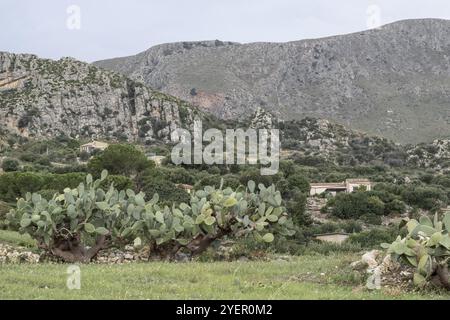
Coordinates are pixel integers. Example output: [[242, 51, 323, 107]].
[[406, 139, 450, 169], [351, 250, 414, 291], [306, 197, 328, 223], [249, 107, 273, 129], [94, 245, 150, 263], [0, 52, 203, 144], [0, 243, 40, 263], [95, 19, 450, 144]]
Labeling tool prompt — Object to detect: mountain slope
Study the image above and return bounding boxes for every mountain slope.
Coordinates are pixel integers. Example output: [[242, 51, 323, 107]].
[[244, 108, 406, 167], [0, 52, 203, 144], [94, 19, 450, 144]]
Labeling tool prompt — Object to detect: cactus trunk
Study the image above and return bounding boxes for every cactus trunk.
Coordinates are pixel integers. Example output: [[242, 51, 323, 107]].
[[50, 235, 107, 263], [435, 264, 450, 290], [185, 226, 231, 256]]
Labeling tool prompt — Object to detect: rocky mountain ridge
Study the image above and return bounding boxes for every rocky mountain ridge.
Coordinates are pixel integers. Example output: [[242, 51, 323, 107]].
[[0, 51, 203, 145], [1, 48, 449, 170], [94, 19, 450, 144]]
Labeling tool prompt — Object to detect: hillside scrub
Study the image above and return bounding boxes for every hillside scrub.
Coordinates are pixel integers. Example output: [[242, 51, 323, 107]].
[[323, 182, 448, 220], [0, 171, 132, 203]]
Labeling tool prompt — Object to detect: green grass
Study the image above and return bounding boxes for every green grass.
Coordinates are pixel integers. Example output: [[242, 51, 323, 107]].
[[1, 254, 449, 300], [0, 229, 37, 249], [0, 232, 448, 300]]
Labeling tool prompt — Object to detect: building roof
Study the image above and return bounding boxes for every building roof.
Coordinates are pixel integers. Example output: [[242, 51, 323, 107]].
[[345, 179, 371, 183], [310, 183, 346, 189], [311, 179, 372, 189], [81, 141, 109, 149], [314, 232, 351, 237], [176, 183, 194, 190]]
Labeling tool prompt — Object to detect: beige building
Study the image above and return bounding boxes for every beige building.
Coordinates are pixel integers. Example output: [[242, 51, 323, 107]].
[[176, 184, 194, 194], [345, 179, 372, 193], [309, 179, 372, 196], [314, 232, 350, 244], [80, 141, 109, 154], [148, 155, 166, 166]]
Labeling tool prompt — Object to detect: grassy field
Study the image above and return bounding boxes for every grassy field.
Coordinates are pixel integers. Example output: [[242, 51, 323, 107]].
[[1, 255, 449, 300], [1, 230, 449, 300], [0, 230, 37, 249]]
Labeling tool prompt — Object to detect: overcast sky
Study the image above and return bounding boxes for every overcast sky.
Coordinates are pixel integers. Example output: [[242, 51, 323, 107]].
[[1, 0, 450, 62]]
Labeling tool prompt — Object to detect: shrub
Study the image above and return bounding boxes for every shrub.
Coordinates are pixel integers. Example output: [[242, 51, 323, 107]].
[[367, 196, 385, 215], [0, 172, 132, 203], [195, 174, 241, 190], [385, 199, 406, 215], [79, 151, 90, 161], [36, 189, 59, 200], [238, 168, 281, 187], [0, 229, 36, 247], [286, 191, 309, 226], [339, 220, 363, 233], [275, 178, 290, 197], [220, 174, 242, 189], [50, 164, 87, 174], [211, 232, 362, 257], [286, 174, 310, 193], [401, 186, 447, 211], [331, 191, 385, 219], [0, 172, 46, 202], [19, 152, 39, 163], [164, 167, 195, 185], [367, 189, 406, 215], [88, 144, 154, 177], [348, 227, 398, 248], [279, 160, 297, 177], [139, 177, 190, 206], [206, 166, 221, 175], [0, 201, 11, 230], [2, 158, 19, 172], [103, 175, 134, 191], [309, 222, 341, 234], [300, 241, 362, 255], [36, 156, 51, 166], [360, 213, 382, 225]]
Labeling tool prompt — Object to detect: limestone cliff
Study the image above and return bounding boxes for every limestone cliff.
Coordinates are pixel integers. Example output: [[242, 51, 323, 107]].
[[0, 52, 202, 144]]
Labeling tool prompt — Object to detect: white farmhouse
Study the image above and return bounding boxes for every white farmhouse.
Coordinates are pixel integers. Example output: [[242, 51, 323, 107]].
[[310, 179, 372, 196], [80, 141, 109, 154]]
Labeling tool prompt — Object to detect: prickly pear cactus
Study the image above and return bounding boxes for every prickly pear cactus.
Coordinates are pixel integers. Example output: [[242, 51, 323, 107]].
[[382, 212, 450, 290], [6, 172, 295, 262], [6, 170, 131, 262], [129, 179, 295, 257]]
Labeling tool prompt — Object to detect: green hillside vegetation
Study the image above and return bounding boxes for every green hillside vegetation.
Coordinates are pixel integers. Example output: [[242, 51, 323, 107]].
[[1, 123, 450, 295]]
